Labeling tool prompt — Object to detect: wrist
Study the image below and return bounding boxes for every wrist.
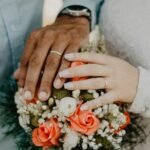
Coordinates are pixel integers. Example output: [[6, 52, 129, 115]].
[[56, 15, 90, 29], [57, 5, 91, 30]]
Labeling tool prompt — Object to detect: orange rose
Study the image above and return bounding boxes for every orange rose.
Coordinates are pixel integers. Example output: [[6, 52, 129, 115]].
[[68, 104, 100, 135], [32, 118, 61, 148], [71, 61, 87, 81]]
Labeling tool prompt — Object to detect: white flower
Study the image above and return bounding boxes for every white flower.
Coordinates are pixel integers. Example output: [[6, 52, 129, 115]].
[[98, 143, 102, 147], [19, 114, 31, 132], [108, 104, 119, 116], [121, 130, 126, 136], [93, 145, 99, 150], [72, 90, 80, 98], [82, 143, 88, 150], [113, 143, 121, 149], [42, 105, 48, 110], [42, 110, 50, 118], [88, 90, 95, 93], [88, 135, 93, 140], [48, 97, 54, 106], [93, 92, 99, 98], [38, 118, 45, 124], [63, 131, 79, 150], [116, 137, 122, 143], [15, 92, 26, 108], [107, 135, 113, 141], [89, 141, 95, 148], [59, 97, 77, 117]]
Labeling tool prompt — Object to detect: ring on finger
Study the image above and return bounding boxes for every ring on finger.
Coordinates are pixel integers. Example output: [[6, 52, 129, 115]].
[[50, 50, 62, 56], [104, 78, 109, 89]]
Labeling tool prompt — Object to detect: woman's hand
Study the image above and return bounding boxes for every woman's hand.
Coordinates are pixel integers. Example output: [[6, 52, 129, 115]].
[[59, 53, 139, 110]]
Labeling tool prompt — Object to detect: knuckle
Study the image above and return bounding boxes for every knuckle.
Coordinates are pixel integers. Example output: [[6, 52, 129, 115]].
[[57, 34, 67, 41], [30, 30, 40, 39], [46, 30, 55, 37], [43, 31, 52, 39], [29, 54, 41, 68]]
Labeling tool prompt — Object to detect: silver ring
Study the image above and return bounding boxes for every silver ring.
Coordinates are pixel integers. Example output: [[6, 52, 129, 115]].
[[50, 50, 62, 56], [104, 78, 108, 89]]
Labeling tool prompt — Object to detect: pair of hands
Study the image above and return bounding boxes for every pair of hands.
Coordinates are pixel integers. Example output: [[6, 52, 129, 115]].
[[14, 15, 139, 110], [14, 15, 90, 101]]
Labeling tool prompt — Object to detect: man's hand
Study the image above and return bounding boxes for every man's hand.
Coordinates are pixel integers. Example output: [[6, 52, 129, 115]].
[[14, 15, 90, 101]]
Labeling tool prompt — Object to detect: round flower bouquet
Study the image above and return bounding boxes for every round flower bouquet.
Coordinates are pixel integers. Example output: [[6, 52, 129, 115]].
[[0, 29, 148, 150]]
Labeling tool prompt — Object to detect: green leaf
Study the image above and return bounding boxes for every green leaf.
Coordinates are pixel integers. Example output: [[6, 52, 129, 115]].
[[52, 88, 71, 100], [80, 91, 94, 101]]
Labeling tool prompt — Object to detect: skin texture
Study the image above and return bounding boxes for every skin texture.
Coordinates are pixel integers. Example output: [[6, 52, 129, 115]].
[[14, 15, 90, 101], [59, 52, 139, 110]]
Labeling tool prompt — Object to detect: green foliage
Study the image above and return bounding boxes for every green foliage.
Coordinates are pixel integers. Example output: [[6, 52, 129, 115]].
[[122, 114, 147, 149], [80, 90, 94, 101], [52, 88, 71, 100], [95, 136, 114, 150], [0, 78, 39, 150]]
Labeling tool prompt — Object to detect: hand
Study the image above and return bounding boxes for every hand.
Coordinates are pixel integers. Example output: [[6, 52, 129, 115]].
[[14, 15, 90, 101], [59, 52, 139, 110]]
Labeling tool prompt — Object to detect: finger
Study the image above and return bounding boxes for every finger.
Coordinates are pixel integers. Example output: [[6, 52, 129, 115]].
[[20, 28, 48, 67], [64, 78, 111, 90], [13, 68, 21, 80], [64, 52, 111, 65], [24, 38, 53, 100], [17, 66, 27, 87], [80, 92, 116, 110], [59, 64, 109, 78], [18, 32, 38, 88], [38, 36, 69, 101], [20, 32, 38, 67], [53, 60, 69, 89], [53, 42, 81, 89]]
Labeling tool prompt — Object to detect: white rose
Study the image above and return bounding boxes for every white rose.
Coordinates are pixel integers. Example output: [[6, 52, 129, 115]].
[[59, 97, 77, 117]]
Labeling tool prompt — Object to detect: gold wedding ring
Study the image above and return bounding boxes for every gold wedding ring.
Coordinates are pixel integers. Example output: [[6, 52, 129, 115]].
[[50, 51, 62, 56], [104, 78, 108, 89]]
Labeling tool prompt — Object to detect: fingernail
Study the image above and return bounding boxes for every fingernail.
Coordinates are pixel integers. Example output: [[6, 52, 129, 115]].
[[80, 105, 88, 111], [54, 79, 62, 89], [64, 53, 74, 60], [55, 79, 62, 86], [64, 82, 73, 89], [59, 70, 69, 77], [39, 91, 48, 101], [24, 91, 32, 100]]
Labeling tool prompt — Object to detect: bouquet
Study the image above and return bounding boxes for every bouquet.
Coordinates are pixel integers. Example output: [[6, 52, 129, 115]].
[[0, 28, 148, 150]]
